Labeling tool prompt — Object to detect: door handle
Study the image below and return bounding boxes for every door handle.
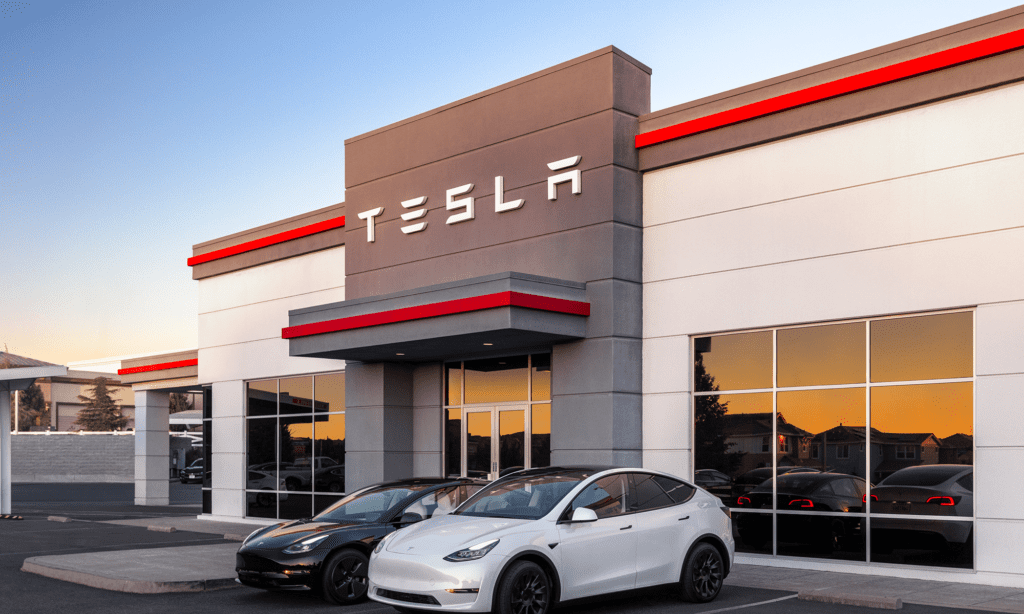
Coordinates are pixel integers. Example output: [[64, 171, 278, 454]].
[[620, 525, 632, 531], [678, 516, 690, 521]]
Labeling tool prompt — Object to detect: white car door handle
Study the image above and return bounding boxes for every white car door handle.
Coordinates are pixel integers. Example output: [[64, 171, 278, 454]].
[[678, 516, 690, 521], [620, 525, 633, 530]]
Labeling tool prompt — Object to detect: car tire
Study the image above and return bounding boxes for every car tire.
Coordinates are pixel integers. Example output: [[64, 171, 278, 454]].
[[285, 477, 300, 491], [496, 560, 551, 614], [320, 549, 369, 605], [256, 491, 273, 508], [680, 542, 724, 603], [328, 481, 342, 493]]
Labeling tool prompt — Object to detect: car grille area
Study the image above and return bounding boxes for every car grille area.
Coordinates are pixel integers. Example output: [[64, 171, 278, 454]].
[[377, 588, 441, 605]]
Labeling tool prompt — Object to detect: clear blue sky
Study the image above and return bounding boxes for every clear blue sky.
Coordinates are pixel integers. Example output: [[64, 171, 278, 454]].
[[2, 0, 1020, 364]]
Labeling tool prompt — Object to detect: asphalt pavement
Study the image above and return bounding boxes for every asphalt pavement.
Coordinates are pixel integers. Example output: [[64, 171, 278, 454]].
[[2, 484, 1022, 614]]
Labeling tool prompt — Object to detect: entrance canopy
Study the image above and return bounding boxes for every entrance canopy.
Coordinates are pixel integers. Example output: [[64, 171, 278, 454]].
[[284, 272, 591, 363], [1, 352, 68, 514]]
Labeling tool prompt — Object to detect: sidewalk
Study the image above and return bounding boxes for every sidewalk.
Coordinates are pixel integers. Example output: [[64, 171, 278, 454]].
[[18, 515, 1024, 610], [728, 565, 1024, 613]]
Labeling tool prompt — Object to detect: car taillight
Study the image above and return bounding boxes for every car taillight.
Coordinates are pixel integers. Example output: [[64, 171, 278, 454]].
[[788, 499, 814, 508], [862, 494, 877, 503], [736, 496, 751, 506], [926, 496, 955, 506]]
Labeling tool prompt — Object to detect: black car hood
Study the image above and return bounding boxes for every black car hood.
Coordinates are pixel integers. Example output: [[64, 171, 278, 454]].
[[242, 519, 375, 550]]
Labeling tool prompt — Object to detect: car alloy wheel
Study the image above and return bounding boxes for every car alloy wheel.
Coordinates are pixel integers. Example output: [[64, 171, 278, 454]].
[[681, 542, 724, 603], [256, 491, 273, 508], [498, 561, 550, 614], [320, 549, 369, 605]]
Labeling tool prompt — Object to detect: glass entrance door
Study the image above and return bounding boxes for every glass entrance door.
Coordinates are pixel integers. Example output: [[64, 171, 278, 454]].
[[462, 406, 527, 480]]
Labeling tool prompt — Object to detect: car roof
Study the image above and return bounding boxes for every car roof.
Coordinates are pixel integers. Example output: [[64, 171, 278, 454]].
[[367, 476, 487, 489]]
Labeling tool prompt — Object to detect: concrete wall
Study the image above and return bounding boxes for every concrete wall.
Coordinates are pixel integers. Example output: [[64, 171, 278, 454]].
[[11, 433, 134, 483], [642, 81, 1024, 584], [197, 245, 347, 518]]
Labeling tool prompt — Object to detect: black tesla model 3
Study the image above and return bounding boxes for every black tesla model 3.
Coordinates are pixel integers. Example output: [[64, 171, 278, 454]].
[[236, 477, 486, 604]]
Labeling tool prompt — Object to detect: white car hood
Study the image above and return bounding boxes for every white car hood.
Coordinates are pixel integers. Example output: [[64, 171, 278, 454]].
[[387, 514, 532, 555]]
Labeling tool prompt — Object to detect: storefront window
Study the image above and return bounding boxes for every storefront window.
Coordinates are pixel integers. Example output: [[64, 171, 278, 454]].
[[244, 372, 346, 520], [444, 354, 552, 478], [694, 311, 973, 569]]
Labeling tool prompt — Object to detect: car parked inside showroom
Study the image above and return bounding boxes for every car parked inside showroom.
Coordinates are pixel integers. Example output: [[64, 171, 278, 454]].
[[235, 477, 485, 604], [368, 466, 734, 614]]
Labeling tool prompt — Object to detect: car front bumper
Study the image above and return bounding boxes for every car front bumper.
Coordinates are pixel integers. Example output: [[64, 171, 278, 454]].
[[235, 550, 322, 591], [368, 551, 505, 612]]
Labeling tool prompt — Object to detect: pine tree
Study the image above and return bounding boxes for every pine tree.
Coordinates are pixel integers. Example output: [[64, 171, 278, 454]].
[[74, 377, 129, 431], [13, 383, 48, 430], [169, 392, 194, 414], [693, 354, 745, 474]]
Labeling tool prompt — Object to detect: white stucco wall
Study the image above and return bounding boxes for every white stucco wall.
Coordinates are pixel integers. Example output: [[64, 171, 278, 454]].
[[197, 246, 346, 518], [642, 81, 1024, 585]]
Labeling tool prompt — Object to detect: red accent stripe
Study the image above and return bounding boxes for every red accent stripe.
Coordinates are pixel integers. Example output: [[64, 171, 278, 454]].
[[636, 28, 1024, 149], [187, 216, 346, 266], [118, 358, 198, 376], [282, 291, 590, 339]]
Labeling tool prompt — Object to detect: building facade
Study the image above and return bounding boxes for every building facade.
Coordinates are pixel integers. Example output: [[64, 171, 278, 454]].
[[181, 6, 1024, 587]]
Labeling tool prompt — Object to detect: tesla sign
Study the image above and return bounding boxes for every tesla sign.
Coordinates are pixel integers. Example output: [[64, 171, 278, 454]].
[[356, 156, 583, 243]]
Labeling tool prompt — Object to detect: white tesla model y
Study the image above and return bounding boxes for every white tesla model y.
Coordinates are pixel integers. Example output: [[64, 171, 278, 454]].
[[368, 466, 734, 614]]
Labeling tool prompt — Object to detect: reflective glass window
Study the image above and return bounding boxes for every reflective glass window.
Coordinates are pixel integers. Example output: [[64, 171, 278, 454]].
[[777, 322, 865, 387], [280, 415, 313, 492], [871, 312, 972, 383], [246, 418, 277, 482], [531, 404, 551, 469], [694, 331, 772, 392], [446, 363, 462, 406], [279, 377, 313, 415], [498, 410, 525, 476], [653, 475, 695, 503], [870, 517, 972, 569], [315, 373, 345, 414], [775, 511, 866, 562], [313, 413, 345, 493], [279, 493, 312, 520], [247, 380, 277, 416], [465, 356, 528, 403], [465, 411, 491, 479], [531, 354, 551, 401], [445, 409, 461, 478], [776, 388, 866, 479], [694, 392, 770, 507]]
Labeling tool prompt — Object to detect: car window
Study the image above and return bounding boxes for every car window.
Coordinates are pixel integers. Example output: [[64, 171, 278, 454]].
[[313, 484, 433, 523], [653, 475, 695, 503], [956, 473, 973, 492], [457, 472, 587, 520], [569, 474, 628, 519], [629, 473, 675, 512], [404, 486, 460, 519], [830, 479, 859, 498]]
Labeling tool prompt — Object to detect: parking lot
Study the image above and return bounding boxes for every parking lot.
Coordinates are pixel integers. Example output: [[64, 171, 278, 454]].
[[0, 482, 1017, 614]]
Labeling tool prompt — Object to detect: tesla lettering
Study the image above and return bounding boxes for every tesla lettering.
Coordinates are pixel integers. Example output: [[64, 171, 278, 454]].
[[356, 155, 582, 242]]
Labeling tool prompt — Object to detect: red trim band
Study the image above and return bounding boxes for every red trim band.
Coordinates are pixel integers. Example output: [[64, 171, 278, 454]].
[[118, 358, 198, 376], [636, 28, 1024, 149], [187, 216, 346, 266], [282, 291, 590, 339]]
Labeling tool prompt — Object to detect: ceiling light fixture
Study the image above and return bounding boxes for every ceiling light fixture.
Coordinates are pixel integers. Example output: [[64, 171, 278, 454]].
[[483, 343, 493, 346]]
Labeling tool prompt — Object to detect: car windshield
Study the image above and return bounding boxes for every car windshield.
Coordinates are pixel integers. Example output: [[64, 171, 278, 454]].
[[313, 484, 434, 523], [455, 471, 589, 520], [880, 466, 967, 487]]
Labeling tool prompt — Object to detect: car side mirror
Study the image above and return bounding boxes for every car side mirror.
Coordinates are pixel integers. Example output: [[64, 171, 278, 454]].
[[396, 512, 422, 526], [570, 507, 599, 523]]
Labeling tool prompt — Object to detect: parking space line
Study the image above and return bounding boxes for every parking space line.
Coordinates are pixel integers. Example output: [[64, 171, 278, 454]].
[[697, 594, 798, 613]]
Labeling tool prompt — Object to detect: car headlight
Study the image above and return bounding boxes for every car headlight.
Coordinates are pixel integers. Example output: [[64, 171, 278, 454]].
[[444, 539, 499, 562], [282, 533, 331, 554], [374, 531, 397, 555]]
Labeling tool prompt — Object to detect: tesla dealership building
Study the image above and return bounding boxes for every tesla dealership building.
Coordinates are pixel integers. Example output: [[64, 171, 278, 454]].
[[128, 6, 1024, 586]]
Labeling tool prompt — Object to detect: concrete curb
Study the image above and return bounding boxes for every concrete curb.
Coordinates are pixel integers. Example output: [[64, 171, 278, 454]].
[[799, 591, 903, 610], [21, 559, 238, 594], [147, 525, 176, 533], [47, 516, 73, 523]]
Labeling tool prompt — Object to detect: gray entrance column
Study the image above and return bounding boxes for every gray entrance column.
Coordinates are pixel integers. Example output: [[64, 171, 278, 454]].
[[345, 362, 415, 492], [135, 390, 170, 506]]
